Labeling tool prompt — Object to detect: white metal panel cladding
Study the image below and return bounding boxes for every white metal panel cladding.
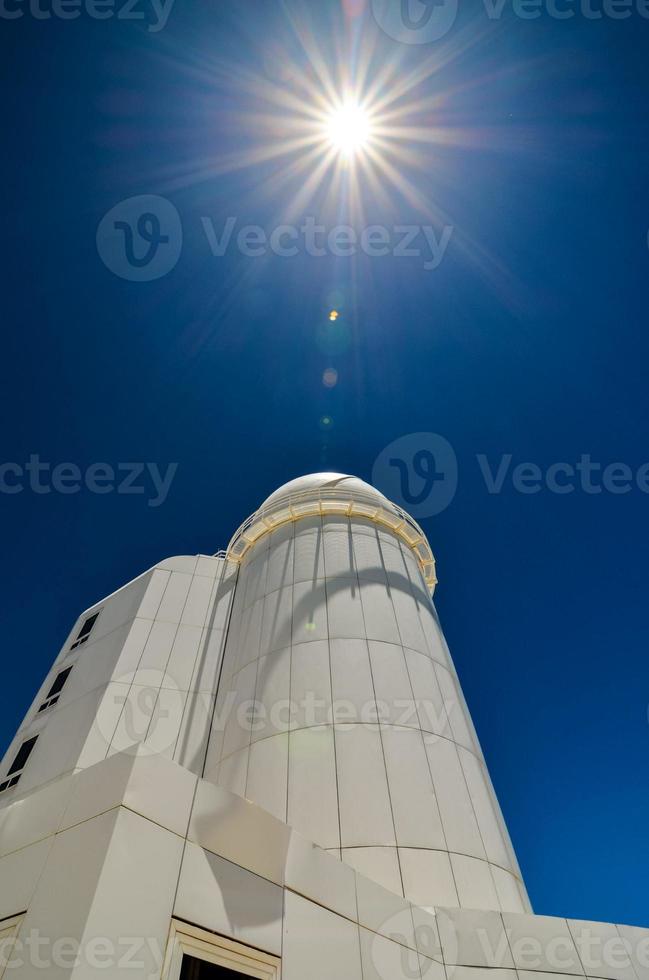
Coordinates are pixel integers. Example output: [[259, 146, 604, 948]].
[[206, 502, 530, 912]]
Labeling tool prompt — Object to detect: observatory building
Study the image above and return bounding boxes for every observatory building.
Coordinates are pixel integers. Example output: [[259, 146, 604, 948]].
[[0, 474, 646, 979]]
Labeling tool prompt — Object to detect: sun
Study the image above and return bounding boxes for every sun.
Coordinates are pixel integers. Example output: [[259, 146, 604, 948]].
[[159, 7, 489, 232], [325, 101, 373, 157]]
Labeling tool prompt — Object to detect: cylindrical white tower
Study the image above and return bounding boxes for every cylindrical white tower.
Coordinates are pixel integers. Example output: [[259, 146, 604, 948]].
[[204, 473, 530, 913]]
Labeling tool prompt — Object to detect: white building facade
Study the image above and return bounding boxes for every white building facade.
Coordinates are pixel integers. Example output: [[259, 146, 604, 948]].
[[0, 474, 645, 980]]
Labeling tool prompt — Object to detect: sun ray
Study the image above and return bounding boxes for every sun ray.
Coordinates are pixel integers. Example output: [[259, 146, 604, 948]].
[[124, 1, 533, 308]]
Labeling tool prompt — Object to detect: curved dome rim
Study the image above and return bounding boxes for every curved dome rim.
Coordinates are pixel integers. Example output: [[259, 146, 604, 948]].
[[261, 472, 387, 510]]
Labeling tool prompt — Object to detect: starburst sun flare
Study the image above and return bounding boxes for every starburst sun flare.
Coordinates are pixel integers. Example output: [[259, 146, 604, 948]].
[[155, 8, 514, 296], [157, 7, 486, 230], [324, 101, 374, 157]]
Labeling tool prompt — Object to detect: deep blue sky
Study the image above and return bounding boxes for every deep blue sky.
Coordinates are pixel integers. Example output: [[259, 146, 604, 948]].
[[2, 0, 649, 928]]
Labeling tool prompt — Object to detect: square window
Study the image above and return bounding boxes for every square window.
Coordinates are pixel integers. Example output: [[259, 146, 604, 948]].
[[162, 922, 280, 980]]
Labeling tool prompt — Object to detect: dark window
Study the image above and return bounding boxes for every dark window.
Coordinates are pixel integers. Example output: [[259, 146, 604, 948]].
[[46, 666, 73, 699], [180, 956, 250, 979], [70, 612, 100, 650], [38, 666, 73, 713], [77, 613, 99, 640], [7, 735, 38, 776]]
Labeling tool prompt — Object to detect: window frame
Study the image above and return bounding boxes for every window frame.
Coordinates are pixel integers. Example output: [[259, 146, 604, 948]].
[[70, 610, 101, 651], [161, 921, 281, 980], [0, 735, 39, 793], [37, 666, 73, 713]]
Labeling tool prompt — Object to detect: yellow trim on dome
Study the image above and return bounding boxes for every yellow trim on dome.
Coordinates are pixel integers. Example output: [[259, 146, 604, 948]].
[[226, 486, 437, 593]]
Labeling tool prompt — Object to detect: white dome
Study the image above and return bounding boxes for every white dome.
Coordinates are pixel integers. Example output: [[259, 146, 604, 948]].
[[261, 473, 387, 510], [227, 472, 436, 592]]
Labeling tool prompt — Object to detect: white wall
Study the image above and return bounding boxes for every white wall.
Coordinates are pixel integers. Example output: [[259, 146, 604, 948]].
[[0, 752, 643, 980], [0, 555, 236, 801]]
